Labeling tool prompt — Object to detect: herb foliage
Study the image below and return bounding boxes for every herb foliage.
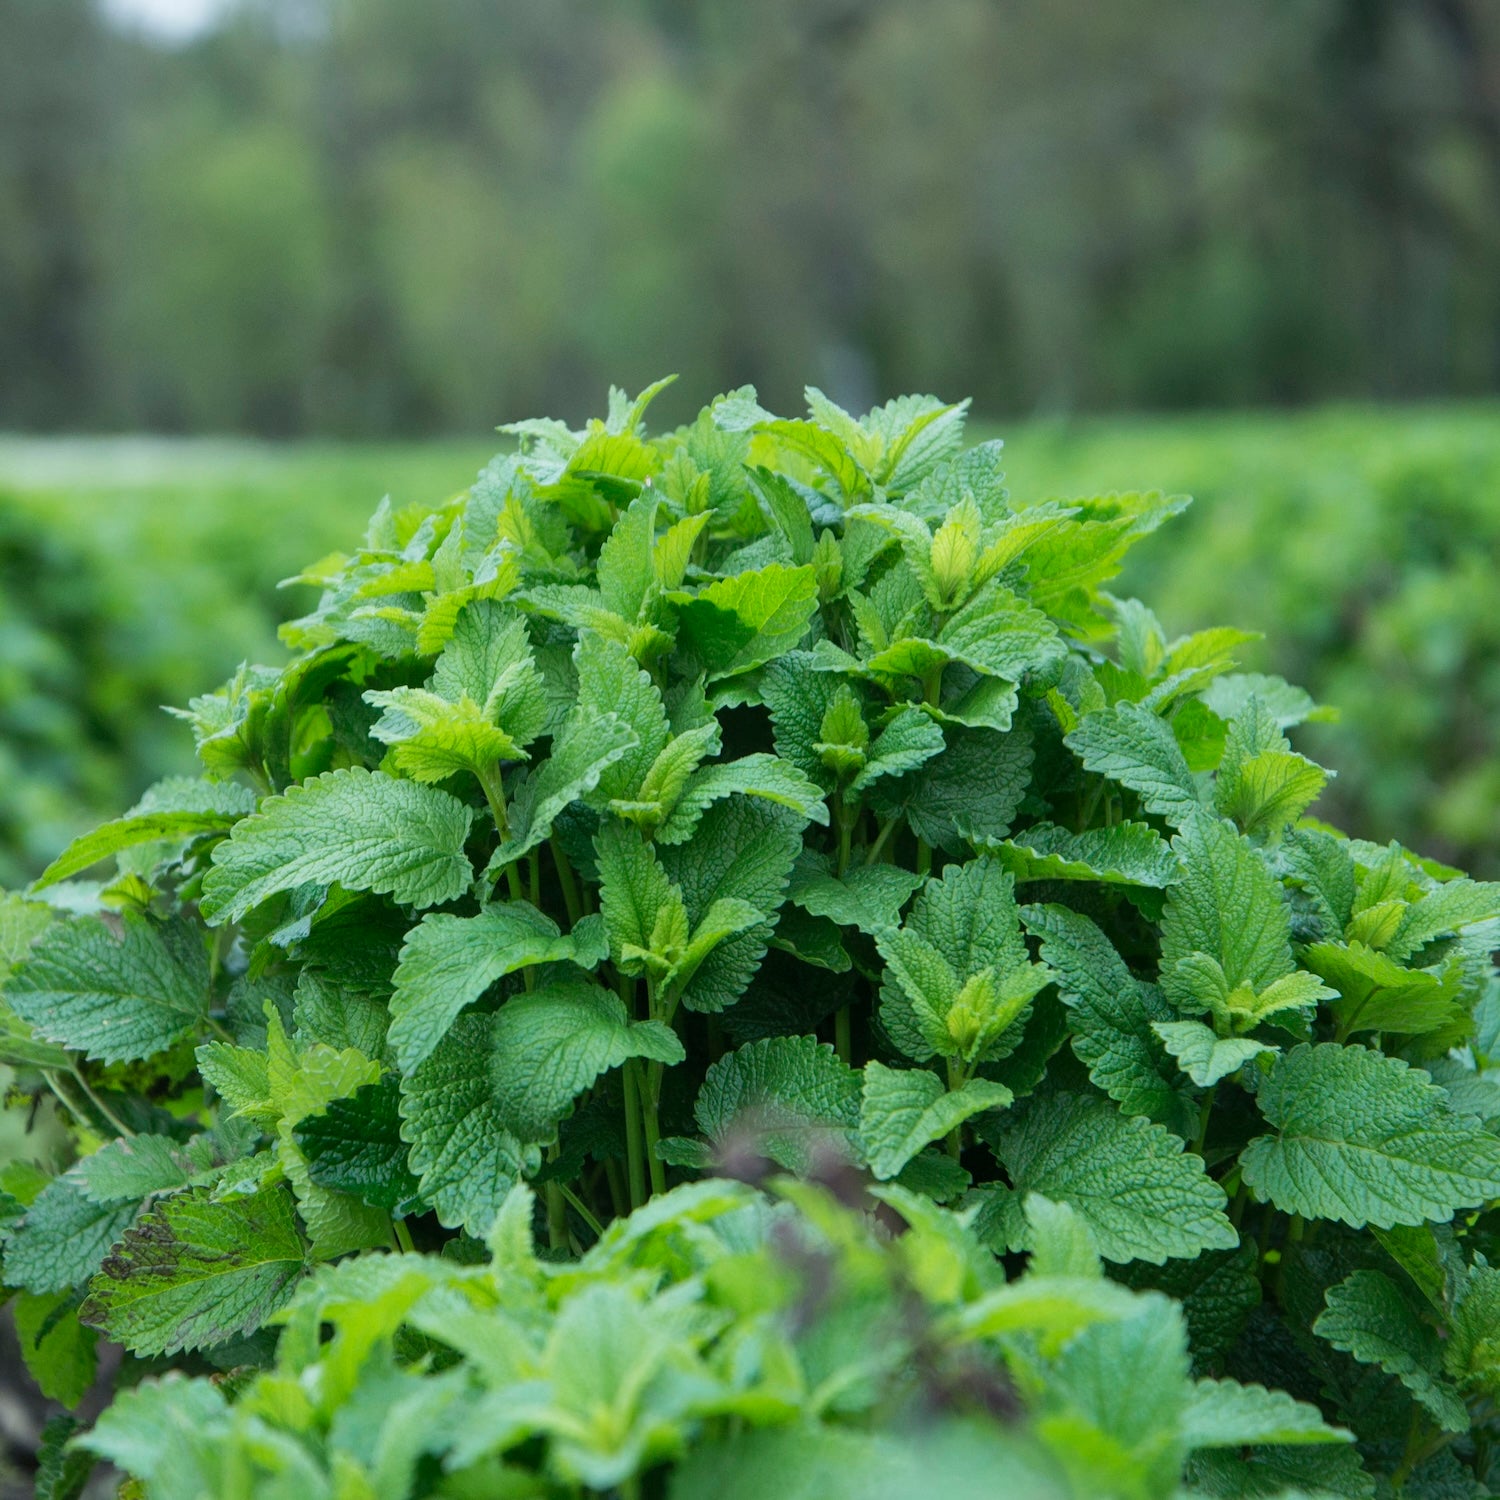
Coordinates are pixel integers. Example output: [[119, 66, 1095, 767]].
[[4, 381, 1500, 1497]]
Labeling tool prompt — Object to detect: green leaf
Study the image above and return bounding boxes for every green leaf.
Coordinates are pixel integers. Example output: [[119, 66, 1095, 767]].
[[3, 1176, 141, 1294], [399, 1013, 533, 1235], [201, 768, 475, 924], [980, 1093, 1235, 1263], [80, 1185, 305, 1356], [1241, 1043, 1500, 1227], [14, 1290, 99, 1407], [787, 861, 925, 935], [389, 901, 603, 1071], [658, 799, 804, 1013], [984, 821, 1179, 889], [1201, 673, 1334, 730], [597, 492, 660, 621], [1386, 877, 1500, 963], [293, 1076, 424, 1215], [694, 1036, 860, 1170], [849, 708, 946, 791], [73, 1135, 213, 1204], [1180, 1377, 1352, 1448], [1020, 903, 1194, 1136], [1065, 701, 1200, 825], [491, 977, 684, 1140], [1305, 941, 1464, 1038], [1216, 750, 1329, 839], [488, 709, 639, 868], [596, 821, 684, 973], [858, 1060, 1011, 1178], [33, 1414, 95, 1500], [76, 1376, 229, 1497], [4, 912, 209, 1065], [1024, 1193, 1104, 1279], [573, 630, 673, 804], [655, 753, 829, 845], [1152, 1020, 1274, 1087], [672, 563, 820, 681], [35, 778, 257, 888], [1314, 1269, 1469, 1431], [1160, 813, 1294, 1010]]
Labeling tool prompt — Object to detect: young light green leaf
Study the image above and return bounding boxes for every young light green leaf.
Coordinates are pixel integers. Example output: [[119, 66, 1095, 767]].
[[980, 1093, 1235, 1263], [81, 1186, 305, 1357], [1241, 1043, 1500, 1227], [4, 913, 209, 1065], [14, 1291, 98, 1407], [201, 768, 475, 924], [858, 1060, 1012, 1179], [1152, 1020, 1274, 1087], [654, 753, 829, 845], [388, 901, 603, 1071], [1304, 941, 1464, 1038], [1386, 878, 1500, 963], [672, 564, 820, 681]]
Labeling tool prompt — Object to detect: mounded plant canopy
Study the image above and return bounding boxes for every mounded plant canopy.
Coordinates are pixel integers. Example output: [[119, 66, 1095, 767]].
[[4, 378, 1500, 1498]]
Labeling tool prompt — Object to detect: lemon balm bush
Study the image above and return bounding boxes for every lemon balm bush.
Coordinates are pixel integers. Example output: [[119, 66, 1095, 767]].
[[2, 382, 1500, 1498]]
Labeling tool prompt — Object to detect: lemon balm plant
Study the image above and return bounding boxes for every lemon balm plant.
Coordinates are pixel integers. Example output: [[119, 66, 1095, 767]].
[[3, 380, 1500, 1498]]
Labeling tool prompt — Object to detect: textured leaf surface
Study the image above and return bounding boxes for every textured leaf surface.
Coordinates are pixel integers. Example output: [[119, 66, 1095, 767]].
[[1065, 702, 1200, 824], [787, 862, 924, 934], [655, 754, 828, 844], [3, 1175, 141, 1294], [987, 821, 1179, 889], [981, 1093, 1235, 1263], [1021, 904, 1192, 1135], [1152, 1020, 1273, 1087], [1241, 1043, 1500, 1227], [201, 769, 475, 923], [81, 1186, 305, 1356], [1180, 1378, 1351, 1448], [1314, 1269, 1468, 1430], [399, 1013, 532, 1235], [389, 901, 603, 1071], [673, 564, 820, 680], [694, 1036, 859, 1169], [293, 1076, 424, 1215], [4, 913, 209, 1065], [858, 1061, 1011, 1179]]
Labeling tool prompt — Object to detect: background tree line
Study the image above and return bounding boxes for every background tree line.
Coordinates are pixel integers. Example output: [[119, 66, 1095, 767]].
[[3, 0, 1500, 435]]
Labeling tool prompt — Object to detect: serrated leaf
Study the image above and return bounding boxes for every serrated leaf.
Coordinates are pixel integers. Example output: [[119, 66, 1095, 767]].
[[984, 821, 1179, 889], [1387, 878, 1500, 963], [787, 862, 925, 934], [293, 1075, 423, 1215], [980, 1093, 1235, 1264], [81, 1186, 304, 1356], [654, 753, 828, 844], [1065, 701, 1200, 824], [491, 977, 684, 1140], [73, 1135, 212, 1204], [1304, 941, 1464, 1038], [596, 492, 660, 621], [858, 1061, 1011, 1178], [1241, 1043, 1500, 1227], [1152, 1020, 1274, 1087], [1180, 1377, 1352, 1448], [1216, 749, 1329, 839], [658, 799, 803, 1014], [35, 779, 257, 888], [389, 901, 602, 1071], [201, 769, 475, 924], [488, 709, 638, 869], [399, 1013, 533, 1235], [4, 912, 209, 1065], [573, 630, 672, 803], [3, 1175, 141, 1294], [75, 1376, 229, 1496], [1021, 903, 1194, 1136], [672, 564, 820, 680], [1160, 813, 1294, 1010], [694, 1036, 860, 1170], [1314, 1270, 1469, 1430]]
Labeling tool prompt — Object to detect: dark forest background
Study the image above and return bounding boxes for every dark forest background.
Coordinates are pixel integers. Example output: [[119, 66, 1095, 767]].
[[4, 0, 1500, 435]]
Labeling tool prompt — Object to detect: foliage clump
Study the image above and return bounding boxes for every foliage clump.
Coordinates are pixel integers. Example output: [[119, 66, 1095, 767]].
[[3, 379, 1500, 1498]]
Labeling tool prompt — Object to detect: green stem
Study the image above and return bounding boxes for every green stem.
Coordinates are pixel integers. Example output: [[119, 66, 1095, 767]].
[[643, 1060, 667, 1197], [546, 1181, 570, 1253], [622, 1056, 648, 1211], [558, 1182, 604, 1240], [205, 1015, 236, 1044], [916, 838, 932, 877], [66, 1069, 135, 1139], [835, 1006, 852, 1068], [41, 1070, 93, 1135], [528, 848, 542, 908], [945, 1057, 967, 1158], [552, 839, 583, 926], [1192, 1089, 1214, 1156], [834, 791, 853, 878], [478, 763, 511, 838], [393, 1218, 416, 1254], [603, 1156, 628, 1219], [864, 814, 899, 865]]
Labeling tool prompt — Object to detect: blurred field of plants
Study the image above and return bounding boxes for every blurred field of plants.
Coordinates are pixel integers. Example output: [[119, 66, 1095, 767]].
[[2, 401, 1497, 888]]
